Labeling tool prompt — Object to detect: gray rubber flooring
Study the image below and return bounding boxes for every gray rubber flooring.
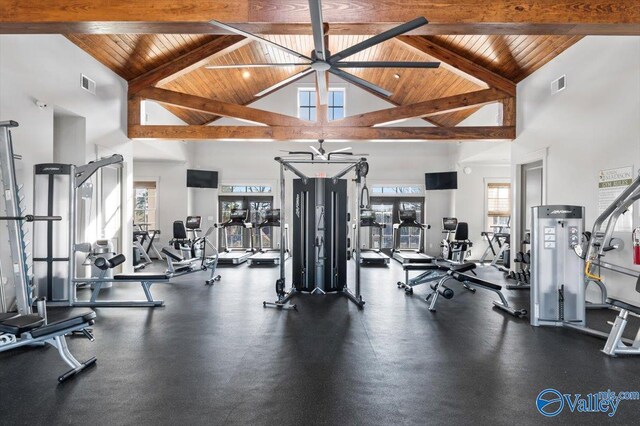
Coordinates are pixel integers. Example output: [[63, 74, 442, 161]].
[[1, 260, 639, 425]]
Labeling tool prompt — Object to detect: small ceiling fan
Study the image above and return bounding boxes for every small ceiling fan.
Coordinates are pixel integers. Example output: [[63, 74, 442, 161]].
[[310, 139, 351, 160], [206, 0, 439, 105], [280, 139, 364, 160]]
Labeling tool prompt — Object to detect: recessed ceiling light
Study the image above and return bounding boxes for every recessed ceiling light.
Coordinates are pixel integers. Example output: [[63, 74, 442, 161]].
[[242, 71, 251, 79], [393, 73, 401, 79]]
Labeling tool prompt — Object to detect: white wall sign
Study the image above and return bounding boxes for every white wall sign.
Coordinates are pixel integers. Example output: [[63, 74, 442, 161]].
[[599, 166, 634, 231]]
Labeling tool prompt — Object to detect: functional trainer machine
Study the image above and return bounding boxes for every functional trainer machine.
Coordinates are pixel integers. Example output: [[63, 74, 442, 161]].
[[0, 121, 97, 382], [217, 209, 253, 265], [357, 209, 390, 266], [33, 154, 169, 307], [392, 210, 433, 264], [264, 154, 369, 309], [247, 209, 289, 266]]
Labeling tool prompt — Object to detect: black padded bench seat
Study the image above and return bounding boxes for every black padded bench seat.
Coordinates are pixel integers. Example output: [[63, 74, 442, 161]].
[[403, 264, 442, 271], [450, 272, 502, 291], [607, 298, 640, 316], [0, 314, 45, 335], [114, 273, 170, 280], [31, 309, 96, 338], [0, 309, 96, 337]]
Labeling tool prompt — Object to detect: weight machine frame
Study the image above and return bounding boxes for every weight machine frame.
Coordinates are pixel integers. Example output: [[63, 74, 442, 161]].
[[264, 155, 368, 310]]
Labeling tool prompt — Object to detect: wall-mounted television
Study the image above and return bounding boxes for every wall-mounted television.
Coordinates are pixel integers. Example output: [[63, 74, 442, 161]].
[[425, 171, 457, 190], [187, 169, 218, 188]]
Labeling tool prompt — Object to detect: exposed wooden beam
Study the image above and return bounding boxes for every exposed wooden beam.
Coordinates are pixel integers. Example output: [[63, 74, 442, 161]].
[[127, 35, 246, 94], [129, 124, 516, 141], [138, 87, 312, 127], [331, 88, 506, 127], [398, 36, 517, 96], [127, 95, 141, 137], [1, 1, 638, 35], [4, 22, 638, 36], [502, 97, 516, 127]]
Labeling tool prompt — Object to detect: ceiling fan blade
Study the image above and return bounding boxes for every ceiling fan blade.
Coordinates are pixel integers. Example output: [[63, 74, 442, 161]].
[[255, 68, 314, 97], [330, 147, 352, 153], [209, 20, 312, 61], [316, 70, 329, 105], [329, 17, 428, 62], [334, 61, 440, 69], [308, 0, 328, 61], [205, 63, 310, 69], [329, 68, 392, 97], [310, 146, 327, 160]]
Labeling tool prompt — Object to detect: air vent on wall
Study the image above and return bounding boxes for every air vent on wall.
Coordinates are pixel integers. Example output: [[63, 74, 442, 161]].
[[550, 75, 566, 95], [80, 74, 96, 95]]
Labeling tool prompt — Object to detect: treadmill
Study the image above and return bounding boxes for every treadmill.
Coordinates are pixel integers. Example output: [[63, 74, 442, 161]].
[[247, 209, 289, 266], [358, 209, 390, 266], [217, 209, 253, 265], [392, 209, 434, 264]]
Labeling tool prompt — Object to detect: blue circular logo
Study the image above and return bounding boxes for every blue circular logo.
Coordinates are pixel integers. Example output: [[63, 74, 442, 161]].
[[537, 389, 564, 417]]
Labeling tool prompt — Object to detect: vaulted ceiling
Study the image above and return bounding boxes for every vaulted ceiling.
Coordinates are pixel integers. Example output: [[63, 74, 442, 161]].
[[67, 33, 581, 127]]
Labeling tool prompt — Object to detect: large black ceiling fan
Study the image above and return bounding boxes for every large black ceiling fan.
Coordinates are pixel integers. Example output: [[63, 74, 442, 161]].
[[206, 0, 439, 105]]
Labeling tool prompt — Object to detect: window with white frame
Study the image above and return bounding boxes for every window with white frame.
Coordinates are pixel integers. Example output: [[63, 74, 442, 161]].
[[220, 185, 272, 194], [133, 181, 157, 229], [486, 182, 511, 231], [371, 184, 423, 195], [298, 88, 345, 121]]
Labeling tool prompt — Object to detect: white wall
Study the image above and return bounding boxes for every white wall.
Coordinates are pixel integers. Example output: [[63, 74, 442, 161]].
[[134, 161, 190, 248], [0, 35, 134, 307], [453, 165, 511, 259], [511, 36, 640, 303], [452, 103, 512, 260]]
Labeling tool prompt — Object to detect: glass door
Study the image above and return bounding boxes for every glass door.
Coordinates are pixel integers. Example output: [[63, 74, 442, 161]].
[[219, 198, 245, 249], [248, 198, 273, 249], [370, 197, 424, 255], [369, 201, 394, 255], [219, 196, 273, 249], [397, 200, 423, 251]]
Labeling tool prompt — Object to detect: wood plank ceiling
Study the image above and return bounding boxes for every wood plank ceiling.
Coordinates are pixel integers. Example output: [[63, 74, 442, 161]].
[[67, 33, 581, 126]]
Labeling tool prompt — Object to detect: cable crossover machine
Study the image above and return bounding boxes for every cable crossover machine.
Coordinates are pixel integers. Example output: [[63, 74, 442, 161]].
[[264, 148, 369, 310]]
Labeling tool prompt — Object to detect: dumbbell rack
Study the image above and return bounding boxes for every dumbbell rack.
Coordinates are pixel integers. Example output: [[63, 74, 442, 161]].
[[0, 121, 33, 315]]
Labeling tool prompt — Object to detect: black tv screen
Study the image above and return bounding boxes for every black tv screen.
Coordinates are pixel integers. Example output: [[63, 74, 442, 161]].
[[187, 169, 218, 188], [425, 172, 457, 190]]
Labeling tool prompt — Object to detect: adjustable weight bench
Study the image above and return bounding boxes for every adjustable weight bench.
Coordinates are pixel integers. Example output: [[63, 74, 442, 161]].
[[398, 262, 456, 295], [0, 308, 97, 382], [74, 254, 168, 307], [427, 263, 528, 317]]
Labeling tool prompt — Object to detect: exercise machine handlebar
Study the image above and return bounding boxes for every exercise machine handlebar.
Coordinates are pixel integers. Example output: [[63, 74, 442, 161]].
[[0, 215, 61, 222]]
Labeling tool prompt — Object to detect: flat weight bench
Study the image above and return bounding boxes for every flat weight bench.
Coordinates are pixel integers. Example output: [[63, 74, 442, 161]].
[[398, 262, 454, 295], [602, 292, 640, 356], [74, 254, 168, 307], [427, 263, 528, 317], [0, 308, 97, 382]]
